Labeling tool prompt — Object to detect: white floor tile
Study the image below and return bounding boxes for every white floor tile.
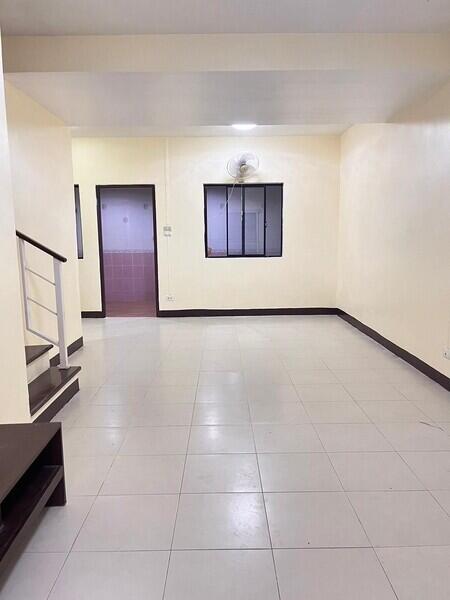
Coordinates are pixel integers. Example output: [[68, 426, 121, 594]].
[[101, 454, 185, 495], [259, 453, 341, 492], [377, 422, 450, 451], [383, 366, 431, 386], [329, 452, 424, 491], [198, 371, 244, 386], [119, 426, 190, 455], [244, 368, 291, 385], [62, 427, 126, 456], [151, 370, 199, 386], [377, 546, 450, 600], [91, 385, 147, 405], [359, 400, 428, 422], [344, 383, 407, 402], [334, 370, 388, 384], [65, 455, 114, 496], [130, 402, 194, 426], [165, 550, 279, 600], [289, 369, 338, 385], [72, 405, 132, 427], [400, 451, 450, 489], [280, 356, 327, 370], [74, 494, 178, 550], [188, 425, 255, 454], [158, 356, 202, 371], [246, 384, 299, 403], [196, 384, 247, 403], [145, 385, 197, 403], [253, 424, 323, 453], [265, 492, 369, 548], [49, 551, 169, 600], [303, 400, 370, 423], [349, 490, 450, 546], [295, 383, 353, 402], [250, 400, 310, 424], [173, 493, 270, 549], [192, 402, 250, 425], [103, 369, 153, 386], [182, 454, 261, 492], [241, 357, 280, 372], [410, 396, 450, 422], [201, 349, 242, 372], [394, 381, 449, 403], [51, 401, 83, 428], [25, 496, 94, 552], [0, 552, 66, 600], [431, 490, 450, 514], [316, 423, 393, 452], [71, 386, 101, 403], [275, 548, 396, 600], [323, 355, 399, 370], [438, 421, 450, 434]]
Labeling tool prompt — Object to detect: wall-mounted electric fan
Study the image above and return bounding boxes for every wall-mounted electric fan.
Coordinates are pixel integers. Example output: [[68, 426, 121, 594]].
[[227, 152, 259, 181]]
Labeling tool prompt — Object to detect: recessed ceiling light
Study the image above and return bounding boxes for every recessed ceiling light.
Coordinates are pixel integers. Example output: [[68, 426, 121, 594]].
[[232, 123, 257, 131]]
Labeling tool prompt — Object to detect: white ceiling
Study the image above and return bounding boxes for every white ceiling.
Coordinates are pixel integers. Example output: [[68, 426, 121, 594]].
[[7, 69, 448, 137], [1, 0, 450, 35]]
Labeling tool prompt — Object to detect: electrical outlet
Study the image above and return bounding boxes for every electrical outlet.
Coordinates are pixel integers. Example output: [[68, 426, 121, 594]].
[[166, 295, 175, 302], [444, 349, 450, 360]]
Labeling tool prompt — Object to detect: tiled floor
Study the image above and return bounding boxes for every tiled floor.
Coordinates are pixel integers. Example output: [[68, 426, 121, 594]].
[[2, 315, 449, 599], [106, 300, 156, 317]]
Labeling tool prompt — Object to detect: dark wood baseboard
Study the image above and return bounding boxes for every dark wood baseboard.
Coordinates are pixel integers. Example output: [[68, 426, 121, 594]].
[[81, 310, 105, 318], [157, 307, 339, 317], [49, 336, 84, 367], [34, 379, 80, 423], [338, 310, 450, 391]]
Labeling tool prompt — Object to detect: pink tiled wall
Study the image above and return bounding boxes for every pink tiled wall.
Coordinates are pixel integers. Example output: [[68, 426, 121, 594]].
[[104, 251, 155, 302]]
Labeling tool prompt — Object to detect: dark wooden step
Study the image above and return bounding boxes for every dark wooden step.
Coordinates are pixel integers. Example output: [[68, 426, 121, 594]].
[[25, 345, 53, 366], [28, 366, 81, 416]]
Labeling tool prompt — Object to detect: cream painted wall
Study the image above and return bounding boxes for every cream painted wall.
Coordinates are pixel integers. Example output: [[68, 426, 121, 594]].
[[0, 34, 30, 423], [72, 136, 340, 312], [338, 85, 450, 376], [5, 83, 82, 351]]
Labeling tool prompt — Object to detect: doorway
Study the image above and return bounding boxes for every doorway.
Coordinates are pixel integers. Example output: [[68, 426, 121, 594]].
[[96, 185, 159, 317]]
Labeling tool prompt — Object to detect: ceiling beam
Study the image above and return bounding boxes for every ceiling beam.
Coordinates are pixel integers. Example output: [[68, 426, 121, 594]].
[[3, 33, 450, 74]]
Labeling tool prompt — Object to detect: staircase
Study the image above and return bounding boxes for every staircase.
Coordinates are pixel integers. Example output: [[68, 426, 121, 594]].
[[25, 344, 80, 421], [17, 231, 81, 422]]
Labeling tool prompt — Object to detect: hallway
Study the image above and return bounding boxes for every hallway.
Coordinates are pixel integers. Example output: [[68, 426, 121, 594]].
[[2, 315, 449, 599]]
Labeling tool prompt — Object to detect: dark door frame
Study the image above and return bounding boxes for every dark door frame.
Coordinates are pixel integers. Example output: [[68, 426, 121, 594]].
[[95, 184, 160, 317]]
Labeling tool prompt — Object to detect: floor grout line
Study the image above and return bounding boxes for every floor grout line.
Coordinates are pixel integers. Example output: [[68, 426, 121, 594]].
[[161, 358, 199, 600], [241, 330, 283, 600]]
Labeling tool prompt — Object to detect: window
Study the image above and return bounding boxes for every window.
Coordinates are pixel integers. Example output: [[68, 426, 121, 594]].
[[204, 183, 282, 257], [74, 184, 84, 259]]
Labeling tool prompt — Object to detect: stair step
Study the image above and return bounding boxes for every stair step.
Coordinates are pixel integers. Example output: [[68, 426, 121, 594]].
[[28, 366, 81, 416], [25, 345, 53, 366]]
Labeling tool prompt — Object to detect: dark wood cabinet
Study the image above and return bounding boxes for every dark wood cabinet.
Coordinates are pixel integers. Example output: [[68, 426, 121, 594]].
[[0, 423, 65, 578]]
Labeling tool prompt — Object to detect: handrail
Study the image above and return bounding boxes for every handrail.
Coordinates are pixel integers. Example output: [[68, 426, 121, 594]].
[[16, 230, 67, 263], [17, 232, 70, 369]]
